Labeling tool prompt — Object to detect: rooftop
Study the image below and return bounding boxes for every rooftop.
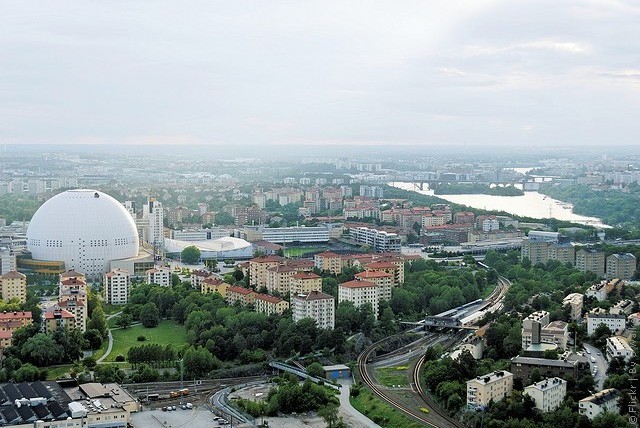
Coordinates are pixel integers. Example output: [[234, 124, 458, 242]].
[[579, 388, 620, 405], [293, 291, 334, 301], [339, 279, 376, 289], [468, 370, 513, 385], [525, 377, 566, 392]]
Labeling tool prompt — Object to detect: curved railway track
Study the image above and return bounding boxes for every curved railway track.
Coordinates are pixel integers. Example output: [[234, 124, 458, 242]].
[[357, 335, 463, 428]]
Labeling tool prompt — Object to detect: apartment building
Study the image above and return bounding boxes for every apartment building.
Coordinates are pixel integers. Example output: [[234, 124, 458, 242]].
[[254, 293, 290, 315], [146, 266, 172, 287], [248, 255, 285, 287], [454, 211, 475, 224], [266, 265, 298, 295], [59, 272, 88, 332], [190, 269, 214, 290], [562, 293, 584, 321], [586, 310, 626, 335], [606, 253, 637, 280], [290, 272, 322, 295], [349, 227, 401, 253], [0, 270, 27, 303], [548, 242, 575, 266], [0, 311, 32, 348], [365, 258, 405, 285], [466, 371, 513, 409], [314, 251, 343, 275], [523, 378, 567, 413], [579, 389, 620, 420], [292, 291, 335, 329], [201, 277, 229, 297], [510, 356, 579, 381], [103, 269, 131, 305], [354, 270, 393, 301], [43, 306, 76, 334], [338, 280, 379, 319], [610, 299, 634, 316], [605, 336, 635, 362], [225, 286, 257, 306], [143, 197, 164, 246], [575, 248, 605, 277]]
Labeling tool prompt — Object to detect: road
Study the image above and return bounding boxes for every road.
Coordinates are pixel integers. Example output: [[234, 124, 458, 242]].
[[96, 310, 122, 364], [337, 379, 382, 428], [583, 343, 608, 390]]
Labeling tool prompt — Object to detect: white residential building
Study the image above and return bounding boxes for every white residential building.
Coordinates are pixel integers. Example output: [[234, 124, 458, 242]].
[[143, 197, 164, 246], [292, 291, 335, 330], [349, 227, 401, 253], [146, 266, 172, 287], [610, 299, 635, 316], [586, 310, 626, 335], [579, 389, 620, 420], [606, 336, 635, 362], [521, 311, 550, 349], [338, 279, 379, 319], [103, 268, 131, 305], [524, 378, 567, 413], [466, 371, 513, 409], [562, 293, 584, 321]]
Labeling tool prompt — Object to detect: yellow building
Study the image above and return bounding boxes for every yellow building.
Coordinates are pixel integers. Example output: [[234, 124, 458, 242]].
[[59, 273, 88, 332], [226, 286, 257, 306], [254, 293, 290, 315], [290, 272, 322, 295], [365, 260, 404, 286], [201, 277, 229, 297], [314, 251, 343, 275], [0, 310, 32, 348], [466, 371, 514, 409], [266, 265, 297, 295], [0, 270, 27, 303], [43, 307, 76, 334], [248, 255, 285, 287]]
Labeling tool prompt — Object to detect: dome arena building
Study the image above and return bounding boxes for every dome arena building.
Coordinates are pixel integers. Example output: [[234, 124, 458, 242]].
[[26, 189, 139, 278], [164, 236, 253, 260]]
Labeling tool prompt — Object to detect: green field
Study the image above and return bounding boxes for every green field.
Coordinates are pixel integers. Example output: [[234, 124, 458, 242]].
[[375, 366, 410, 387], [350, 388, 424, 428], [283, 247, 323, 257], [105, 320, 187, 362]]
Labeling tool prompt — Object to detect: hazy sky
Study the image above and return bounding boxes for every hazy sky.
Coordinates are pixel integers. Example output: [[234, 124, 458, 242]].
[[1, 1, 639, 148]]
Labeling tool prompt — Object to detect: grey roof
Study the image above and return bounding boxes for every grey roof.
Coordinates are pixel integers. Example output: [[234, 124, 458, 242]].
[[16, 405, 36, 422], [3, 383, 21, 401], [32, 403, 52, 420], [17, 382, 37, 399], [47, 401, 68, 419], [511, 356, 576, 368], [1, 407, 19, 424], [31, 381, 53, 400]]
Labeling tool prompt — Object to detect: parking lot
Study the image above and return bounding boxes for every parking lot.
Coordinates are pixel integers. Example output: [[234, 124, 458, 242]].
[[131, 405, 233, 428]]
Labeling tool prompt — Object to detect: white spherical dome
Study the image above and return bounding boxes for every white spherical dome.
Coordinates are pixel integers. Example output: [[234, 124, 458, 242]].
[[27, 189, 139, 278]]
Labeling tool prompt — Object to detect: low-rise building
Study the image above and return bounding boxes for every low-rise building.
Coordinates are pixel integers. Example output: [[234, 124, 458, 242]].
[[145, 266, 172, 287], [254, 293, 289, 315], [201, 277, 229, 297], [466, 370, 513, 409], [190, 269, 214, 290], [349, 227, 401, 253], [225, 286, 257, 306], [0, 310, 32, 348], [562, 293, 584, 321], [610, 299, 635, 316], [510, 356, 579, 381], [606, 336, 635, 362], [0, 270, 27, 303], [586, 310, 626, 335], [541, 321, 569, 350], [292, 291, 335, 329], [523, 377, 567, 413], [103, 269, 131, 305], [579, 389, 620, 420], [338, 279, 379, 319]]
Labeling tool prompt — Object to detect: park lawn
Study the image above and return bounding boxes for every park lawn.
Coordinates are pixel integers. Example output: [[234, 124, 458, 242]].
[[375, 366, 410, 387], [106, 320, 187, 362], [46, 364, 74, 380], [350, 388, 424, 428]]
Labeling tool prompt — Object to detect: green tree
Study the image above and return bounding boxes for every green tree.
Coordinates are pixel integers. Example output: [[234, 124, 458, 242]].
[[14, 364, 42, 382], [183, 346, 218, 379], [116, 313, 133, 329], [214, 212, 235, 225], [87, 306, 108, 338], [139, 302, 160, 328], [84, 329, 104, 350], [306, 362, 324, 378], [318, 403, 339, 428], [21, 334, 64, 366], [181, 245, 201, 264]]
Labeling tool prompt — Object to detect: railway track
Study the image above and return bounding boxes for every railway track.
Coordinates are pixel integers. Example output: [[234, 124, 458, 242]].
[[357, 334, 464, 428]]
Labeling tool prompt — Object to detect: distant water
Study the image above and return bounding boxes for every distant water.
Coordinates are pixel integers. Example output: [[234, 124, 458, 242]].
[[390, 182, 608, 228]]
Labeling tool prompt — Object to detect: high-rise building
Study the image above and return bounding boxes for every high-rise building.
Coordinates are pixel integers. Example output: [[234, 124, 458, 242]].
[[606, 253, 637, 280], [575, 248, 605, 277], [104, 268, 131, 305], [292, 291, 335, 329], [143, 197, 164, 247], [338, 280, 379, 319]]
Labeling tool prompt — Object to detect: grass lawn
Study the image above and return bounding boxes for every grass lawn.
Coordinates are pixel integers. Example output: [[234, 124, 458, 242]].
[[284, 247, 322, 257], [102, 303, 124, 315], [375, 366, 410, 387], [105, 320, 187, 362], [481, 282, 497, 299], [350, 388, 424, 428], [46, 364, 74, 380]]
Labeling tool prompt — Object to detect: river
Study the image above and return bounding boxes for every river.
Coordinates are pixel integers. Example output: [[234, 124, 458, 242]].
[[390, 182, 608, 228]]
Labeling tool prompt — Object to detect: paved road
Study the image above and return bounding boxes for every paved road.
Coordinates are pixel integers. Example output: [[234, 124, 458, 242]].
[[337, 379, 381, 428], [96, 311, 121, 364], [584, 343, 608, 390]]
